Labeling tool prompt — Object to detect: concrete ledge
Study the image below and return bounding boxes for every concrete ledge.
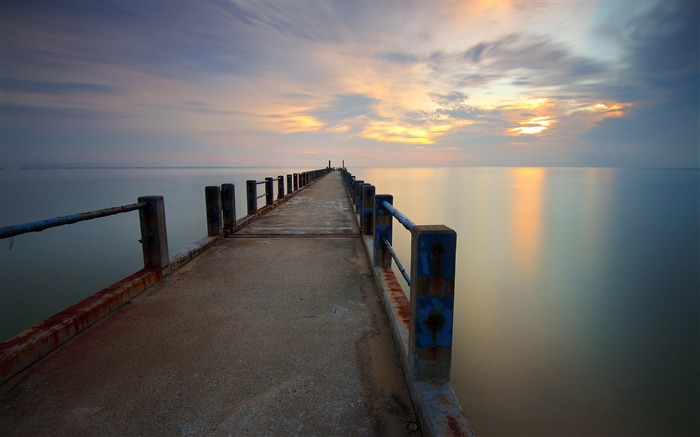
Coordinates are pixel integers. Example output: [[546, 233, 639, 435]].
[[167, 236, 221, 274], [0, 268, 161, 385], [359, 227, 475, 436], [0, 172, 333, 387]]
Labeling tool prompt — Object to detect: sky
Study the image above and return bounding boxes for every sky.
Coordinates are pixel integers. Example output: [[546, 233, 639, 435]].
[[1, 0, 698, 168]]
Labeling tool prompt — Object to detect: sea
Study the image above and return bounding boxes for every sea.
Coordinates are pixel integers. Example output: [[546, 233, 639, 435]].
[[1, 166, 698, 436]]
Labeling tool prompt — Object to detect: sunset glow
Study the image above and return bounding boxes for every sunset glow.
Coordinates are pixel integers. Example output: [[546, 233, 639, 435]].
[[1, 1, 696, 168]]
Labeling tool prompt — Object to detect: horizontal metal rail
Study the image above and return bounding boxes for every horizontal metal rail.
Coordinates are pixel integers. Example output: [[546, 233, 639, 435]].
[[382, 200, 415, 232], [256, 193, 267, 199], [383, 237, 411, 286], [256, 181, 266, 185], [0, 202, 146, 239]]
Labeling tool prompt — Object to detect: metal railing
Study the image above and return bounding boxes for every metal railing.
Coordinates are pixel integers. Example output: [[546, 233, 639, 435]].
[[341, 168, 457, 382], [341, 166, 470, 436]]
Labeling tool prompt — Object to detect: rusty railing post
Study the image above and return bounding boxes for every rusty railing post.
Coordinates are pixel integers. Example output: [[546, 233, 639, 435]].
[[277, 176, 284, 200], [362, 184, 375, 236], [205, 186, 222, 237], [373, 195, 393, 268], [409, 225, 457, 381], [287, 174, 292, 195], [246, 180, 257, 216], [354, 180, 364, 214], [138, 195, 169, 273], [265, 177, 274, 206], [221, 183, 236, 234]]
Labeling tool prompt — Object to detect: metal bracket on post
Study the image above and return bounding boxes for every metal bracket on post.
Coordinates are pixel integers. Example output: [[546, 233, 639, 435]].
[[361, 184, 375, 236], [221, 183, 236, 235], [138, 196, 169, 275], [373, 195, 393, 267], [409, 225, 457, 382], [205, 186, 222, 237]]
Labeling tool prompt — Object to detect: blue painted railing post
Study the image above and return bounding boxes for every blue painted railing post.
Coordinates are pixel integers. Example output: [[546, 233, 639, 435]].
[[294, 173, 299, 191], [246, 180, 257, 216], [277, 176, 284, 200], [137, 196, 169, 273], [265, 177, 274, 206], [361, 184, 375, 236], [354, 180, 364, 214], [287, 174, 293, 195], [373, 195, 393, 268], [409, 225, 457, 381], [221, 183, 236, 234], [205, 186, 222, 237]]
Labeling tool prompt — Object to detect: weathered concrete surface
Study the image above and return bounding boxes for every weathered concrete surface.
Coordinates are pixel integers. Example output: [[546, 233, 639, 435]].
[[0, 172, 420, 436]]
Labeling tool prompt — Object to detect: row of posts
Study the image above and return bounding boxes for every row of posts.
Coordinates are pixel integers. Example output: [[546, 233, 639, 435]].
[[136, 168, 331, 277], [205, 169, 331, 237], [341, 169, 457, 383]]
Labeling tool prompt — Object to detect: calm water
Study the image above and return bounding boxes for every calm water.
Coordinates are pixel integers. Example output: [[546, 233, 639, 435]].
[[1, 166, 698, 435]]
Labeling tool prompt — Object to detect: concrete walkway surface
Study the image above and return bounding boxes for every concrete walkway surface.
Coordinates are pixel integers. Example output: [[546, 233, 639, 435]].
[[0, 172, 420, 436]]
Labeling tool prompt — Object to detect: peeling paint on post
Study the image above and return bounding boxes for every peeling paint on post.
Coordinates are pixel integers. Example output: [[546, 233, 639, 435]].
[[205, 186, 222, 237], [246, 180, 257, 216], [409, 225, 456, 381], [221, 183, 236, 234], [373, 195, 393, 268], [361, 184, 375, 236], [137, 196, 169, 272], [287, 174, 293, 195]]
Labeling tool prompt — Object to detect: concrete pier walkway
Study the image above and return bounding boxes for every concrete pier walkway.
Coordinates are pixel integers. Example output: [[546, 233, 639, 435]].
[[0, 172, 419, 436]]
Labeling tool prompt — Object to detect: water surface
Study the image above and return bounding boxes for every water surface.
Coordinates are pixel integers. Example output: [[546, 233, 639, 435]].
[[1, 166, 698, 435]]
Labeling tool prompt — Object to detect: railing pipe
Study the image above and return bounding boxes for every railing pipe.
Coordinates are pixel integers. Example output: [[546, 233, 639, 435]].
[[205, 186, 222, 237], [246, 180, 257, 216], [382, 201, 416, 232], [383, 237, 410, 285], [0, 203, 145, 239], [138, 196, 169, 272], [221, 183, 236, 233]]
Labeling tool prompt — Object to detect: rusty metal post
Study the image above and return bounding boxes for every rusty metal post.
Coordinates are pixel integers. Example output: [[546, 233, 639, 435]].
[[221, 183, 236, 233], [409, 225, 457, 382], [361, 184, 375, 236], [138, 196, 169, 272], [277, 176, 284, 200], [265, 177, 274, 206], [293, 173, 299, 191], [373, 195, 393, 268], [354, 180, 364, 214], [287, 174, 292, 194], [205, 186, 222, 237], [246, 180, 257, 216]]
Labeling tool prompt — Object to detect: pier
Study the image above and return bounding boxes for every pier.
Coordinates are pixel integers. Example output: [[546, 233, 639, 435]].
[[0, 170, 473, 436]]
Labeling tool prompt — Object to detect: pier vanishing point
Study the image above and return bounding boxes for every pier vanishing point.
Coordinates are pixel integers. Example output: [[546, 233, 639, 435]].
[[0, 169, 473, 436]]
